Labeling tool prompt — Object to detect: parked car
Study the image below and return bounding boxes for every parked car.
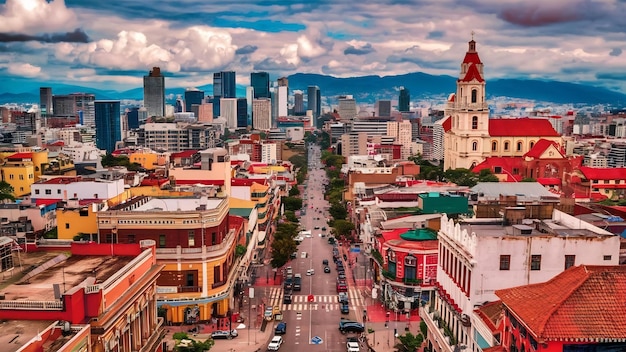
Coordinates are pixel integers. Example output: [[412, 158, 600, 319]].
[[283, 291, 292, 304], [324, 266, 331, 273], [339, 320, 364, 334], [268, 336, 284, 350], [264, 306, 274, 321], [290, 252, 297, 259], [211, 330, 238, 339], [336, 282, 348, 292], [275, 322, 287, 335], [340, 302, 350, 314], [307, 269, 315, 276], [323, 259, 329, 265], [347, 337, 360, 352], [338, 273, 346, 280], [293, 274, 302, 291], [338, 292, 349, 303]]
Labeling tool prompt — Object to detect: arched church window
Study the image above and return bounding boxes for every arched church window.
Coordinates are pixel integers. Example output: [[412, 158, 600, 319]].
[[492, 141, 497, 151], [471, 89, 477, 103], [529, 141, 535, 149], [517, 141, 523, 151], [472, 116, 478, 129], [472, 141, 478, 151], [504, 142, 510, 151]]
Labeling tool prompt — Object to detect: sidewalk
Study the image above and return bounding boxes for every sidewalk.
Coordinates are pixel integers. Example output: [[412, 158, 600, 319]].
[[162, 322, 275, 352], [365, 320, 422, 352]]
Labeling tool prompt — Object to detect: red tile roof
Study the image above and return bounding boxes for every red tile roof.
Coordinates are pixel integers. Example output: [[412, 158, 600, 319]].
[[35, 199, 60, 206], [8, 152, 33, 159], [442, 116, 451, 132], [471, 157, 524, 181], [495, 265, 626, 342], [174, 179, 225, 186], [536, 177, 561, 186], [381, 228, 411, 242], [523, 139, 563, 159], [489, 118, 560, 137], [459, 63, 484, 82], [171, 150, 198, 158], [579, 166, 626, 181]]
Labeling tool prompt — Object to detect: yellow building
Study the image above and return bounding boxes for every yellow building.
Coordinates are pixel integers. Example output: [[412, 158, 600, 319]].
[[56, 199, 104, 240], [128, 150, 168, 170]]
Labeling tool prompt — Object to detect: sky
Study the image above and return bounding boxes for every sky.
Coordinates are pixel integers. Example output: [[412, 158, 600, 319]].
[[1, 0, 625, 93]]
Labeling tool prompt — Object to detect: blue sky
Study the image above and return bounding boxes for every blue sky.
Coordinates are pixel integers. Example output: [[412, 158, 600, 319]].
[[0, 0, 625, 93]]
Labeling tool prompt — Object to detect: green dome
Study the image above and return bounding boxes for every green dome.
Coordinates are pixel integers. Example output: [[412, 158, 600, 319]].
[[399, 228, 437, 241]]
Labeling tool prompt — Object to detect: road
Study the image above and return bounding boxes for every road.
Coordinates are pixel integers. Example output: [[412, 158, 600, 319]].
[[262, 144, 366, 352]]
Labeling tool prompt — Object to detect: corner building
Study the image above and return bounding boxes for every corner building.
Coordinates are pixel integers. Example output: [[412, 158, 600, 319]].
[[97, 193, 238, 324]]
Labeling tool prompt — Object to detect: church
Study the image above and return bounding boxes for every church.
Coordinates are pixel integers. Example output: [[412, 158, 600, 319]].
[[443, 38, 562, 171]]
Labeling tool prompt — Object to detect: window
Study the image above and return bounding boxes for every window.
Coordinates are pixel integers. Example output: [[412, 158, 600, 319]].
[[472, 116, 478, 129], [564, 255, 575, 270], [471, 89, 477, 103], [212, 232, 217, 245], [491, 141, 497, 151], [159, 234, 166, 248], [404, 255, 416, 266], [45, 189, 51, 195], [516, 141, 523, 151], [504, 142, 510, 151], [35, 189, 40, 195], [512, 168, 519, 174], [9, 174, 13, 180], [499, 255, 511, 270], [472, 141, 478, 151], [57, 189, 61, 194], [65, 223, 70, 229], [188, 231, 195, 247], [19, 174, 23, 180], [531, 255, 541, 270], [128, 234, 136, 243], [404, 255, 416, 280], [604, 255, 612, 261], [529, 141, 535, 149]]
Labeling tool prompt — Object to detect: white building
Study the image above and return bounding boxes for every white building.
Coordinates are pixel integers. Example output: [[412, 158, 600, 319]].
[[276, 86, 288, 118], [220, 98, 238, 130], [61, 142, 104, 165], [422, 210, 619, 352], [387, 119, 413, 159], [31, 177, 126, 201], [253, 98, 271, 131], [261, 143, 277, 164]]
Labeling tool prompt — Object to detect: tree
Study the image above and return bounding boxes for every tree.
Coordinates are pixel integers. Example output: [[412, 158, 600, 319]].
[[333, 219, 355, 240], [172, 333, 215, 352], [328, 203, 348, 220], [0, 181, 15, 202], [281, 197, 303, 212], [444, 168, 478, 187], [289, 155, 307, 169], [270, 223, 299, 268], [478, 169, 500, 182], [395, 332, 423, 352], [284, 210, 298, 223], [288, 186, 300, 197], [235, 244, 246, 257]]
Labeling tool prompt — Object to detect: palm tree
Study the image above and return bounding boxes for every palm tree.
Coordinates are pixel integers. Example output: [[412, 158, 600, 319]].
[[0, 181, 15, 202]]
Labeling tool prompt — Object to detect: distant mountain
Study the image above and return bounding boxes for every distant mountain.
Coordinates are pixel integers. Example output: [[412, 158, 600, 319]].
[[2, 72, 625, 106]]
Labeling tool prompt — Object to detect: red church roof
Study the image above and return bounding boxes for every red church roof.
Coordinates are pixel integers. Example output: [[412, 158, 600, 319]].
[[459, 39, 484, 82], [496, 265, 626, 342], [489, 118, 560, 137], [579, 166, 626, 180], [460, 63, 484, 82], [442, 116, 451, 132], [523, 139, 563, 159], [472, 157, 524, 181]]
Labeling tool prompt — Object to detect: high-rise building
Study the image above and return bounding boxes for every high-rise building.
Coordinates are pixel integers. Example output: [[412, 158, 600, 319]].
[[387, 119, 413, 159], [237, 98, 248, 128], [95, 100, 121, 153], [251, 72, 270, 98], [213, 71, 236, 117], [399, 87, 410, 112], [143, 67, 165, 117], [253, 98, 271, 130], [52, 93, 96, 126], [184, 88, 204, 113], [276, 85, 288, 118], [337, 95, 357, 122], [126, 107, 141, 130], [293, 91, 304, 115], [39, 87, 53, 117], [246, 86, 254, 126], [307, 85, 321, 118], [375, 100, 392, 117], [175, 96, 184, 113], [220, 98, 238, 130]]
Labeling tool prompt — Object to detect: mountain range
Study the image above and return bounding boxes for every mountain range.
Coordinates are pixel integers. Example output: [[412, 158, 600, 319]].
[[1, 72, 625, 106]]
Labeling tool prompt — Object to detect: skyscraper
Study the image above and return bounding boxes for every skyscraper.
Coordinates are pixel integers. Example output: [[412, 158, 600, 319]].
[[39, 87, 53, 117], [95, 100, 121, 153], [251, 72, 270, 99], [253, 98, 271, 130], [143, 67, 165, 117], [307, 85, 321, 118], [52, 93, 96, 126], [237, 98, 248, 128], [184, 88, 204, 112], [375, 100, 391, 117], [337, 95, 357, 122], [213, 71, 236, 117], [220, 98, 238, 130], [399, 87, 410, 112], [293, 91, 304, 115]]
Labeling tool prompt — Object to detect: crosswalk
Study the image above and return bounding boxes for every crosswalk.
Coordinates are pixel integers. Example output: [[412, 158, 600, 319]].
[[266, 286, 366, 312]]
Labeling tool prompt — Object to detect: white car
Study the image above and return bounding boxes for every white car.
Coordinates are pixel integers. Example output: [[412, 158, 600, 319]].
[[347, 341, 360, 352], [307, 269, 315, 276], [268, 336, 283, 350]]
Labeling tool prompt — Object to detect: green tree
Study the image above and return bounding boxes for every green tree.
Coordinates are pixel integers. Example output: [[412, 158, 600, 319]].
[[270, 222, 298, 268], [284, 210, 298, 223], [328, 203, 348, 220], [395, 332, 424, 352], [521, 177, 537, 182], [478, 168, 500, 182], [282, 196, 303, 212], [235, 244, 246, 257], [333, 219, 355, 240], [288, 186, 300, 197], [444, 168, 478, 187], [289, 155, 307, 169], [0, 181, 15, 202]]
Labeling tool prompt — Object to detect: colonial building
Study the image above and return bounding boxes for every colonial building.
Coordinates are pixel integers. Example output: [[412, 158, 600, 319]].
[[443, 39, 562, 170]]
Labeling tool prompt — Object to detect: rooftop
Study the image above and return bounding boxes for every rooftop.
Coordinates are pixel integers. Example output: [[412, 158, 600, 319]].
[[458, 217, 613, 239], [0, 320, 57, 352], [131, 197, 223, 212], [1, 252, 133, 301]]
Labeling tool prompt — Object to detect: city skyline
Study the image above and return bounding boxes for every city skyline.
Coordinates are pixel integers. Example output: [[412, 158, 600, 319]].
[[1, 0, 626, 94]]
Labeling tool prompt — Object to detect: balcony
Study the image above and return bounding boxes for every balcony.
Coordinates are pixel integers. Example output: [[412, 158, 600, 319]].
[[403, 278, 422, 286], [382, 270, 396, 280], [419, 307, 457, 352], [139, 317, 166, 352]]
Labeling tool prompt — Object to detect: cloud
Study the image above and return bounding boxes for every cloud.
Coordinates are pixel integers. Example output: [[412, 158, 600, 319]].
[[0, 0, 78, 34], [6, 62, 42, 77], [235, 45, 258, 55], [497, 1, 604, 27], [344, 42, 375, 55], [253, 57, 297, 71], [0, 28, 90, 43], [609, 48, 622, 57]]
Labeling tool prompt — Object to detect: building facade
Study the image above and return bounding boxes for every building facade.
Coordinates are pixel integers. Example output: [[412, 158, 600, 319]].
[[95, 100, 122, 153], [143, 67, 166, 118]]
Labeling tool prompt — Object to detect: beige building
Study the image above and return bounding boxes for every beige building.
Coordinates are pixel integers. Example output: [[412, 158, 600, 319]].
[[444, 39, 562, 170], [341, 132, 369, 159], [253, 98, 271, 131], [387, 119, 413, 160]]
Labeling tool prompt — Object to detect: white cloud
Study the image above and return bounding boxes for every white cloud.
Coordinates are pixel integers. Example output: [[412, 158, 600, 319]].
[[7, 62, 42, 77], [0, 0, 77, 34]]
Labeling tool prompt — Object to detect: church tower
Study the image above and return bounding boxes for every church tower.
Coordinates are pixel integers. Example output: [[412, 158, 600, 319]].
[[444, 37, 490, 170]]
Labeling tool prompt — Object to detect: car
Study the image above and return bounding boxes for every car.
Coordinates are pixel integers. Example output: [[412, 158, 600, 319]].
[[339, 320, 365, 334], [275, 322, 287, 335], [338, 273, 346, 280], [347, 341, 360, 352], [324, 266, 331, 273], [268, 336, 284, 350], [340, 302, 349, 314], [211, 330, 238, 339], [264, 306, 274, 321], [307, 269, 315, 276], [283, 292, 292, 304], [286, 266, 293, 275], [338, 292, 349, 303], [314, 226, 320, 229], [290, 252, 297, 259], [323, 259, 329, 265], [322, 227, 327, 231], [336, 282, 348, 292]]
